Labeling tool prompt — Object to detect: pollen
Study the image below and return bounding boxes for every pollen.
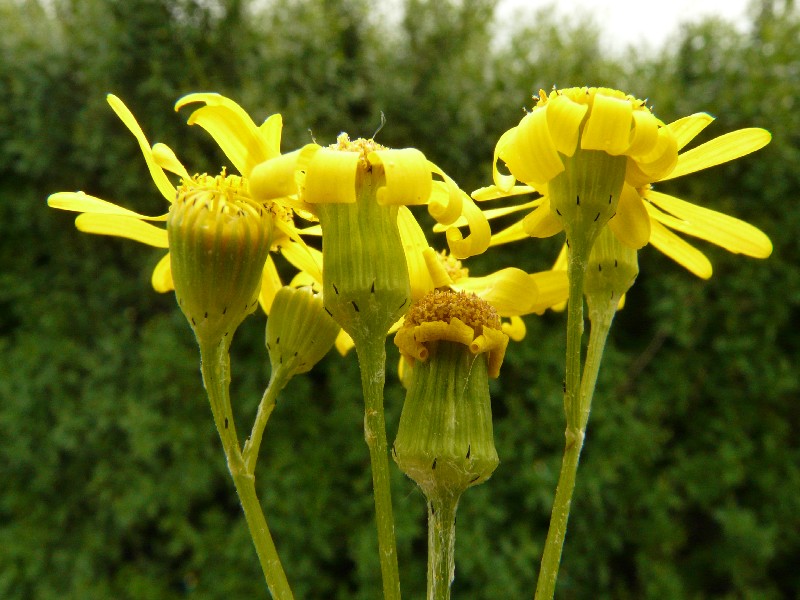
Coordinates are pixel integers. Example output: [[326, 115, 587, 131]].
[[330, 133, 387, 168], [404, 289, 500, 333], [435, 250, 469, 283]]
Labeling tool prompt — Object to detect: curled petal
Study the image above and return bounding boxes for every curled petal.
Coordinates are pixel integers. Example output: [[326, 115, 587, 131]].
[[626, 110, 659, 156], [649, 219, 712, 278], [645, 190, 772, 257], [630, 126, 678, 182], [607, 184, 651, 249], [48, 192, 167, 220], [250, 145, 319, 201], [492, 128, 520, 192], [501, 109, 564, 187], [369, 149, 432, 206], [75, 213, 169, 248], [661, 128, 771, 181], [151, 253, 174, 293], [581, 93, 633, 155], [443, 195, 491, 259], [545, 94, 588, 156], [107, 94, 175, 202], [259, 113, 283, 158], [502, 316, 526, 341], [303, 148, 359, 204], [427, 163, 463, 226]]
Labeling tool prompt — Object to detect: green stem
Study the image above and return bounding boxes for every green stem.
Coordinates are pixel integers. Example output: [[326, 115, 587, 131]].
[[355, 335, 402, 600], [535, 245, 588, 600], [534, 259, 618, 600], [199, 340, 294, 600], [243, 367, 292, 474], [427, 495, 459, 600]]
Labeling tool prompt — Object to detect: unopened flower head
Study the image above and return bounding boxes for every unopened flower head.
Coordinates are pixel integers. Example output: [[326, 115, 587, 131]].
[[478, 86, 773, 277], [168, 171, 273, 344]]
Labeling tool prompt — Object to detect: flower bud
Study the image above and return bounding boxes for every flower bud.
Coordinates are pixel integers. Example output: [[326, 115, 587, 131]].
[[584, 226, 639, 316], [168, 172, 273, 345], [266, 286, 340, 377]]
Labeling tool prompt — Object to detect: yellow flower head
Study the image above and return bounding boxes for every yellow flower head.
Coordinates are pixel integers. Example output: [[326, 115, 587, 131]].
[[477, 86, 773, 277], [395, 289, 509, 378], [47, 94, 320, 311], [250, 132, 491, 260]]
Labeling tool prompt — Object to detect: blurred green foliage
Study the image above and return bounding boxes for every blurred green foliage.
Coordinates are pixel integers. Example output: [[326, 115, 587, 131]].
[[1, 0, 798, 597]]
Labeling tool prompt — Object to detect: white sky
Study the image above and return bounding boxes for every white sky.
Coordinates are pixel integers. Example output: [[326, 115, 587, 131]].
[[497, 0, 753, 53]]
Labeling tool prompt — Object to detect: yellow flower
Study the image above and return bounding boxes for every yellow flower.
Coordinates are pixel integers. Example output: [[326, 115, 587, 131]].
[[47, 94, 319, 310], [401, 207, 568, 341], [476, 86, 773, 278]]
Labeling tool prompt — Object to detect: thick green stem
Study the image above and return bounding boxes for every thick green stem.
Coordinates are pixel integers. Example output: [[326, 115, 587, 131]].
[[355, 336, 402, 600], [427, 495, 459, 600], [199, 340, 294, 600]]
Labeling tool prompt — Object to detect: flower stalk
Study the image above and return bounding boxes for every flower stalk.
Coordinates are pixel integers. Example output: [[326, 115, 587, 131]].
[[199, 339, 294, 600]]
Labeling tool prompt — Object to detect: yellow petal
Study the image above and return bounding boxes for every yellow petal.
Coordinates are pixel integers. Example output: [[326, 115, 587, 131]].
[[176, 93, 272, 176], [152, 143, 191, 179], [433, 198, 542, 232], [580, 93, 633, 155], [422, 248, 454, 288], [278, 239, 323, 285], [645, 190, 772, 257], [666, 113, 714, 150], [106, 94, 175, 202], [492, 128, 520, 192], [471, 184, 536, 201], [629, 125, 678, 182], [661, 128, 771, 181], [303, 148, 359, 204], [626, 110, 659, 156], [529, 270, 569, 314], [522, 200, 563, 238], [151, 253, 174, 293], [648, 219, 712, 278], [443, 194, 491, 259], [545, 93, 588, 156], [75, 213, 169, 248], [397, 207, 435, 299], [259, 113, 283, 158], [489, 219, 529, 247], [427, 164, 465, 226], [250, 145, 319, 201], [502, 109, 564, 187], [368, 149, 432, 206], [48, 192, 167, 220], [502, 316, 526, 341], [258, 256, 283, 313], [607, 184, 651, 249], [334, 329, 355, 356], [452, 267, 537, 316]]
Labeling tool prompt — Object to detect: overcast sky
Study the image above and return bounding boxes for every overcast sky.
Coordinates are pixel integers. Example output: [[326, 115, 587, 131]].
[[497, 0, 753, 53]]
